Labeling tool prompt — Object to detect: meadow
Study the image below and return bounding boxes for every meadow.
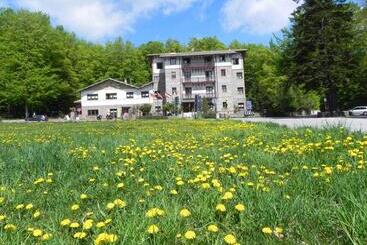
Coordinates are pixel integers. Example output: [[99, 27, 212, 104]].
[[0, 120, 366, 244]]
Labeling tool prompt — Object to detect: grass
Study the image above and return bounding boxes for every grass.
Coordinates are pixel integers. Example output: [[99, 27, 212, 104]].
[[0, 119, 366, 244]]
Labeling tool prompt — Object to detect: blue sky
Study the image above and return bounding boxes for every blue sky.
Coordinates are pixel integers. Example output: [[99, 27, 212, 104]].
[[1, 0, 364, 46]]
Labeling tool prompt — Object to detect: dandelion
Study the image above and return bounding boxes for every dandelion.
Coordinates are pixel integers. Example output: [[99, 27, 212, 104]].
[[33, 210, 41, 218], [222, 192, 234, 200], [96, 222, 106, 228], [80, 194, 88, 200], [117, 183, 124, 189], [106, 202, 115, 210], [16, 204, 24, 210], [113, 199, 126, 208], [235, 203, 245, 212], [224, 234, 237, 244], [4, 224, 16, 232], [25, 203, 34, 210], [262, 227, 272, 234], [41, 233, 52, 241], [207, 224, 219, 233], [179, 208, 191, 218], [32, 229, 43, 237], [83, 219, 93, 230], [147, 224, 159, 234], [145, 208, 165, 218], [95, 233, 118, 245], [170, 189, 178, 195], [60, 219, 71, 226], [70, 222, 80, 228], [74, 231, 87, 239], [216, 203, 226, 212], [0, 214, 6, 221], [184, 230, 196, 240], [71, 204, 80, 211]]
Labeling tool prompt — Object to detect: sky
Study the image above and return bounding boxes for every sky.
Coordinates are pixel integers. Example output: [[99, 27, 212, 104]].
[[0, 0, 363, 46]]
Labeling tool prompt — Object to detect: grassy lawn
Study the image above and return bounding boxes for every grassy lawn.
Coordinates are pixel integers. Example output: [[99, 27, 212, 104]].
[[0, 120, 366, 244]]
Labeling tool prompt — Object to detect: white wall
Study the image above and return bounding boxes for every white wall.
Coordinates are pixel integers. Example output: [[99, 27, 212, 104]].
[[81, 85, 154, 107]]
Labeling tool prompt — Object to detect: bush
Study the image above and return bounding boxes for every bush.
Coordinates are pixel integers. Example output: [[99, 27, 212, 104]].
[[139, 104, 152, 116]]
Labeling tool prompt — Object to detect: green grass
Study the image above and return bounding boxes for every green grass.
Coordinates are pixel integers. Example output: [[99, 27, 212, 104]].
[[0, 120, 366, 244]]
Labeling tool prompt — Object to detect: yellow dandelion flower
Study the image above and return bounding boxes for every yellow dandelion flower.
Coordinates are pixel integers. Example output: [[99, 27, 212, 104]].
[[0, 214, 6, 221], [147, 224, 159, 234], [224, 234, 237, 244], [60, 219, 71, 226], [113, 199, 126, 208], [207, 224, 219, 233], [80, 194, 88, 200], [16, 204, 24, 210], [70, 222, 80, 228], [74, 231, 87, 239], [106, 202, 115, 210], [262, 227, 272, 234], [275, 227, 283, 234], [95, 233, 118, 245], [170, 189, 178, 195], [41, 233, 52, 241], [184, 230, 196, 240], [235, 203, 245, 212], [179, 208, 191, 218], [83, 219, 93, 230], [117, 183, 124, 189], [33, 210, 41, 218], [4, 224, 16, 232], [96, 222, 106, 228], [71, 204, 80, 211], [222, 192, 233, 200], [25, 203, 34, 210], [32, 229, 43, 237], [216, 203, 226, 212]]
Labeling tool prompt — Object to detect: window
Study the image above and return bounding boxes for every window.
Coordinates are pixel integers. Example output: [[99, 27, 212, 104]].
[[206, 86, 214, 96], [221, 69, 226, 77], [88, 110, 98, 116], [87, 94, 98, 101], [172, 87, 177, 95], [219, 55, 226, 62], [185, 87, 192, 98], [236, 72, 243, 79], [184, 71, 191, 80], [141, 91, 149, 98], [237, 87, 244, 94], [183, 58, 191, 64], [106, 93, 117, 100], [155, 106, 162, 112], [154, 75, 159, 81], [232, 58, 239, 65], [171, 71, 176, 79], [204, 56, 212, 63], [238, 103, 245, 110], [126, 92, 134, 99], [110, 109, 117, 118], [170, 58, 176, 65], [223, 102, 228, 109], [205, 71, 213, 80], [156, 62, 163, 69], [222, 85, 227, 93]]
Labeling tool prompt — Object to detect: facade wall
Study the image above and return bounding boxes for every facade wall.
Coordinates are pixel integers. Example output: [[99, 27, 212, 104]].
[[80, 80, 155, 119], [151, 51, 246, 117]]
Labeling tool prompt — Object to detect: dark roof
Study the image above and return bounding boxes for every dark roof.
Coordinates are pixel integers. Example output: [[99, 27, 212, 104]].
[[78, 78, 153, 92], [147, 49, 247, 58]]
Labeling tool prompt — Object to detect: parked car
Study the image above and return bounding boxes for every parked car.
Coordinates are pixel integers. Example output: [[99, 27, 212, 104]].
[[349, 106, 367, 116], [25, 115, 48, 122]]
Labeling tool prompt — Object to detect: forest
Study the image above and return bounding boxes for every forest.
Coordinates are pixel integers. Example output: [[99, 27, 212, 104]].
[[0, 0, 366, 117]]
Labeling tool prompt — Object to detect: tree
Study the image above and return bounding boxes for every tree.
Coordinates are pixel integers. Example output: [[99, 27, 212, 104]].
[[187, 37, 226, 51], [284, 0, 357, 112], [139, 104, 152, 116]]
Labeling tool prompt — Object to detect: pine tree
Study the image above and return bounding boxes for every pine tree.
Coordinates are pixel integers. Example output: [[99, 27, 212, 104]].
[[286, 0, 357, 112]]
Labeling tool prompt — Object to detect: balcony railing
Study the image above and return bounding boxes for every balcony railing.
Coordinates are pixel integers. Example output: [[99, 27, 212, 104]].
[[182, 77, 215, 84], [182, 62, 215, 70], [183, 93, 215, 100]]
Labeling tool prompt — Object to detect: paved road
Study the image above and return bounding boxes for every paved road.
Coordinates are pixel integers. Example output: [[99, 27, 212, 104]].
[[239, 117, 367, 132]]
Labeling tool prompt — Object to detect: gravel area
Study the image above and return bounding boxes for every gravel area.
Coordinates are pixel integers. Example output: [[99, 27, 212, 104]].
[[239, 117, 367, 132]]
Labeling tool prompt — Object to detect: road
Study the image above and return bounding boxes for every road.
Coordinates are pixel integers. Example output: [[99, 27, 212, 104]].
[[239, 117, 367, 132]]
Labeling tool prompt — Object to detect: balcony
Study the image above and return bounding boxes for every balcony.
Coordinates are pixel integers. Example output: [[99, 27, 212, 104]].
[[183, 93, 215, 100], [182, 62, 215, 71], [182, 77, 215, 84]]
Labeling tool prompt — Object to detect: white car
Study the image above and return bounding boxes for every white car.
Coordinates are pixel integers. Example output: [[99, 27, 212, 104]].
[[349, 106, 367, 116]]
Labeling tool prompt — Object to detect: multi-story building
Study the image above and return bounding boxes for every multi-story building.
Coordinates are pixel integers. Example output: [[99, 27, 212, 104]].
[[148, 49, 247, 117]]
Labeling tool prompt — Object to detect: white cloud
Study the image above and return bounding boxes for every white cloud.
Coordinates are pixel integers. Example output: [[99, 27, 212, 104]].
[[12, 0, 208, 41], [221, 0, 300, 34]]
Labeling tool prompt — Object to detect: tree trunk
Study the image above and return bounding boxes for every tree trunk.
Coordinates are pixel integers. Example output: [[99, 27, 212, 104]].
[[25, 102, 29, 119]]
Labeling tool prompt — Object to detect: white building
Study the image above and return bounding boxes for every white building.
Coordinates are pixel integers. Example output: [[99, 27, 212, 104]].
[[78, 78, 156, 119]]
